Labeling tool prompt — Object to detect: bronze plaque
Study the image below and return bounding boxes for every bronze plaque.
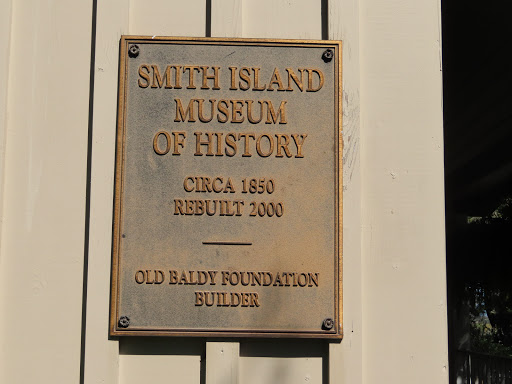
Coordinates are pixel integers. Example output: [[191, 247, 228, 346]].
[[110, 36, 342, 338]]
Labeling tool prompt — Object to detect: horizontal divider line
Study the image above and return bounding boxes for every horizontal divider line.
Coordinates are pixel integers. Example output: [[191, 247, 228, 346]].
[[203, 241, 252, 246]]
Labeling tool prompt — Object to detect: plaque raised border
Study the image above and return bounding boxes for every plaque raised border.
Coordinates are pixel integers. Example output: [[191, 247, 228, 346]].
[[110, 36, 342, 338]]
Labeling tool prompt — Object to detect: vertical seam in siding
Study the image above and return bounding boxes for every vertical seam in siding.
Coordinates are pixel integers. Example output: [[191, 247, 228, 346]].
[[79, 0, 98, 382]]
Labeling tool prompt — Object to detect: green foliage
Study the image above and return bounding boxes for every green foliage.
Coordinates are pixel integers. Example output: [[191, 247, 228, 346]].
[[465, 196, 512, 357], [469, 312, 512, 357], [492, 197, 512, 220]]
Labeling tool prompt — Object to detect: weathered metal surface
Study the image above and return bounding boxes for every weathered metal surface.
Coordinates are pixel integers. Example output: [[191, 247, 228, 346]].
[[110, 36, 342, 338]]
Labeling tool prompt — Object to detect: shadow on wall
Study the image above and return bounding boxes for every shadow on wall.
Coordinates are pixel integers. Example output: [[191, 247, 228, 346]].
[[118, 338, 331, 384]]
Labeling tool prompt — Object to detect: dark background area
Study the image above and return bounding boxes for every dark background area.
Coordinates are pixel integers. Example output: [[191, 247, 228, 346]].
[[442, 0, 512, 381]]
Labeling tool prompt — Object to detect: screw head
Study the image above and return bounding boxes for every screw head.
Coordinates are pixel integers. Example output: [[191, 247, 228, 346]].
[[322, 317, 334, 330], [322, 49, 333, 63], [119, 316, 130, 328], [128, 45, 140, 58]]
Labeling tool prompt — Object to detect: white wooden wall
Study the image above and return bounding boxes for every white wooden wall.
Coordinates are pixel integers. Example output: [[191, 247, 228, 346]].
[[0, 0, 448, 383]]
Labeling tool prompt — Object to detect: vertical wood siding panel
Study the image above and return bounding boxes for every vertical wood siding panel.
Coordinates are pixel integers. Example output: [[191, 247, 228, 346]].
[[206, 6, 246, 383], [242, 0, 321, 40], [236, 2, 325, 384], [328, 0, 362, 383], [83, 0, 129, 383], [239, 341, 327, 384], [241, 356, 323, 384], [116, 1, 206, 382], [360, 0, 448, 382], [120, 354, 201, 383], [0, 1, 92, 383], [0, 0, 13, 253], [129, 0, 205, 37], [206, 342, 240, 384], [211, 0, 243, 38]]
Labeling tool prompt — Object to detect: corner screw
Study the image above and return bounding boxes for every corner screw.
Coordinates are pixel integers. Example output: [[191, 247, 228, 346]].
[[128, 45, 139, 58], [322, 49, 333, 63], [322, 318, 334, 330], [119, 315, 130, 328]]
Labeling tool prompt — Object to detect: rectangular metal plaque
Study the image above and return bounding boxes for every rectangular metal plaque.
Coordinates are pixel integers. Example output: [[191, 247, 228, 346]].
[[110, 36, 342, 338]]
